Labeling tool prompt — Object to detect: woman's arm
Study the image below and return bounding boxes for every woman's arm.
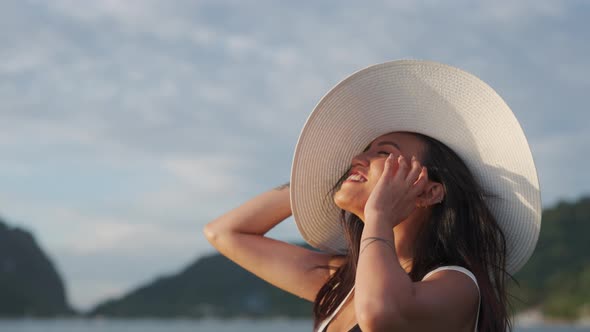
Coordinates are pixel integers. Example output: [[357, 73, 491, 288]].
[[356, 218, 479, 331], [355, 155, 479, 331], [203, 183, 339, 302]]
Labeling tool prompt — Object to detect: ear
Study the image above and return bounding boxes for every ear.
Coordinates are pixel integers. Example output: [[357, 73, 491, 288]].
[[417, 181, 445, 207]]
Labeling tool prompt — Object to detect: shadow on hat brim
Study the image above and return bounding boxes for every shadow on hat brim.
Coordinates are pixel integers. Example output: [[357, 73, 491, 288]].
[[290, 60, 541, 275]]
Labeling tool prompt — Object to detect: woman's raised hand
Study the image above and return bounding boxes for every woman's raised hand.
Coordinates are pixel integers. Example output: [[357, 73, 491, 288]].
[[363, 154, 429, 227]]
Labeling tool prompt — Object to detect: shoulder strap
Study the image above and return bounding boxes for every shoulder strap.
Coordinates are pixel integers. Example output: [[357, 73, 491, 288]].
[[422, 265, 480, 332], [316, 286, 355, 332]]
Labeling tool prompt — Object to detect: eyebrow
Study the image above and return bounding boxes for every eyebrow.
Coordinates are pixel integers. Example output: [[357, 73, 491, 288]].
[[364, 140, 402, 152], [378, 141, 402, 151]]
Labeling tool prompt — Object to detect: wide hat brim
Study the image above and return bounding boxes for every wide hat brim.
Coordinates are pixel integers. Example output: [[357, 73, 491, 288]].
[[290, 60, 541, 275]]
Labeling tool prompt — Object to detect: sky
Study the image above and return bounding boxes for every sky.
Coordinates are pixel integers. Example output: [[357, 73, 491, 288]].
[[1, 0, 588, 311]]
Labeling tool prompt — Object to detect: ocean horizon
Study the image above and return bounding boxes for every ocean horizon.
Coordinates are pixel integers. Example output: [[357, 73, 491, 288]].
[[0, 318, 589, 332]]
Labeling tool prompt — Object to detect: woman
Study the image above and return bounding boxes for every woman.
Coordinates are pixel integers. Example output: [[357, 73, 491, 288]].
[[204, 60, 541, 331]]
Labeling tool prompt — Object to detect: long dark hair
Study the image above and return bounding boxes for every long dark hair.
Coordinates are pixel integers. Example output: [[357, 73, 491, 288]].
[[312, 133, 512, 332]]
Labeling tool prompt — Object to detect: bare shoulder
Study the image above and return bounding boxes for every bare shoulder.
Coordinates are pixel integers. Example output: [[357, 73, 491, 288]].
[[421, 268, 479, 302], [407, 268, 480, 329]]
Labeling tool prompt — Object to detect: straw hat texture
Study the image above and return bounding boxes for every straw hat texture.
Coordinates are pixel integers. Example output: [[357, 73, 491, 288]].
[[290, 60, 541, 275]]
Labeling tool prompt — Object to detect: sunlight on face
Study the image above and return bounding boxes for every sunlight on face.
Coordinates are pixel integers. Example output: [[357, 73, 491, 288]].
[[333, 132, 426, 220]]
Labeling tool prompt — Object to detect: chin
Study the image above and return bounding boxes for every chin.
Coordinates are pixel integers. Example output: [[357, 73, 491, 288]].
[[333, 189, 349, 210], [333, 191, 365, 217]]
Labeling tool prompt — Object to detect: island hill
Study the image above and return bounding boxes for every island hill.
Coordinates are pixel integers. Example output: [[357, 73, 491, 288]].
[[90, 196, 590, 321], [1, 197, 589, 320], [0, 219, 73, 317]]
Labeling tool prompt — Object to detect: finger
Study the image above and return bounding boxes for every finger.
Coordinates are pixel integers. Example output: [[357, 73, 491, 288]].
[[382, 153, 397, 180], [405, 156, 422, 186], [410, 166, 429, 195], [393, 154, 409, 182]]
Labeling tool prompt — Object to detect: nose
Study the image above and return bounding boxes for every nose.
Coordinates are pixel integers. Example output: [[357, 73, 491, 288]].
[[351, 152, 370, 167]]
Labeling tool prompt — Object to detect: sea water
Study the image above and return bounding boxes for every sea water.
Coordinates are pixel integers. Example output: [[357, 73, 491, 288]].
[[0, 318, 588, 332]]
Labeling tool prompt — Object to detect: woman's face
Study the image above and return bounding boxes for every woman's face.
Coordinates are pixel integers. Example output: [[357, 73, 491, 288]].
[[333, 132, 427, 220]]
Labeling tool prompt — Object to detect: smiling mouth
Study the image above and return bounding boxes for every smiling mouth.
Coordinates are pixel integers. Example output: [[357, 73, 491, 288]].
[[345, 173, 367, 183]]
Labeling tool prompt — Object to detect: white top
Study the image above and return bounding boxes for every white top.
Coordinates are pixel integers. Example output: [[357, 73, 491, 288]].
[[316, 265, 480, 332]]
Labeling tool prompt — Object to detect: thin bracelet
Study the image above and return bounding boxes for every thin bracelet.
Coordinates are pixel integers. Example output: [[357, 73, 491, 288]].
[[361, 236, 393, 243], [360, 238, 395, 255]]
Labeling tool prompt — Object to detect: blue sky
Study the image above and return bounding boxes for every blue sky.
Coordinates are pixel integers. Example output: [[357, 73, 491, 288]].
[[1, 0, 588, 311]]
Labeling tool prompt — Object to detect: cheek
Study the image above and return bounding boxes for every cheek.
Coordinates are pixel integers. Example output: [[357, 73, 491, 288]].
[[368, 161, 387, 184]]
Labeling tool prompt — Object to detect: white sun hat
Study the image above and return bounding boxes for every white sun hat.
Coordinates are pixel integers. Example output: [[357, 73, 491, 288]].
[[290, 59, 541, 275]]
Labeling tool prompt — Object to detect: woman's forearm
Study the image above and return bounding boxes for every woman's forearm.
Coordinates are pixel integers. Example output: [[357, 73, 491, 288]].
[[202, 183, 334, 302], [355, 217, 415, 331], [203, 182, 291, 241]]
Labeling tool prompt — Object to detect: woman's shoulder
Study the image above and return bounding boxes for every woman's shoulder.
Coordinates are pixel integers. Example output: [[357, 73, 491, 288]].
[[419, 265, 481, 330], [422, 265, 479, 290]]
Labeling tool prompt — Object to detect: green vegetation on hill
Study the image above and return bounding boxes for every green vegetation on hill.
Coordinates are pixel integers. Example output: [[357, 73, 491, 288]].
[[510, 196, 590, 320], [0, 218, 73, 317], [89, 196, 590, 319], [90, 253, 311, 318]]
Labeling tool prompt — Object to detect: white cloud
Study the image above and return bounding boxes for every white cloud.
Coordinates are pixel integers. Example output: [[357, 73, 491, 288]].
[[47, 0, 157, 24], [226, 34, 259, 55], [163, 155, 245, 193], [0, 49, 48, 74], [476, 0, 566, 22], [66, 220, 161, 255]]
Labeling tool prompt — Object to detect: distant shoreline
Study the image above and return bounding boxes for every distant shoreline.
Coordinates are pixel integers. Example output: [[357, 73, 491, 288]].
[[514, 309, 590, 327], [63, 306, 590, 324], [1, 307, 589, 327], [2, 315, 589, 328]]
